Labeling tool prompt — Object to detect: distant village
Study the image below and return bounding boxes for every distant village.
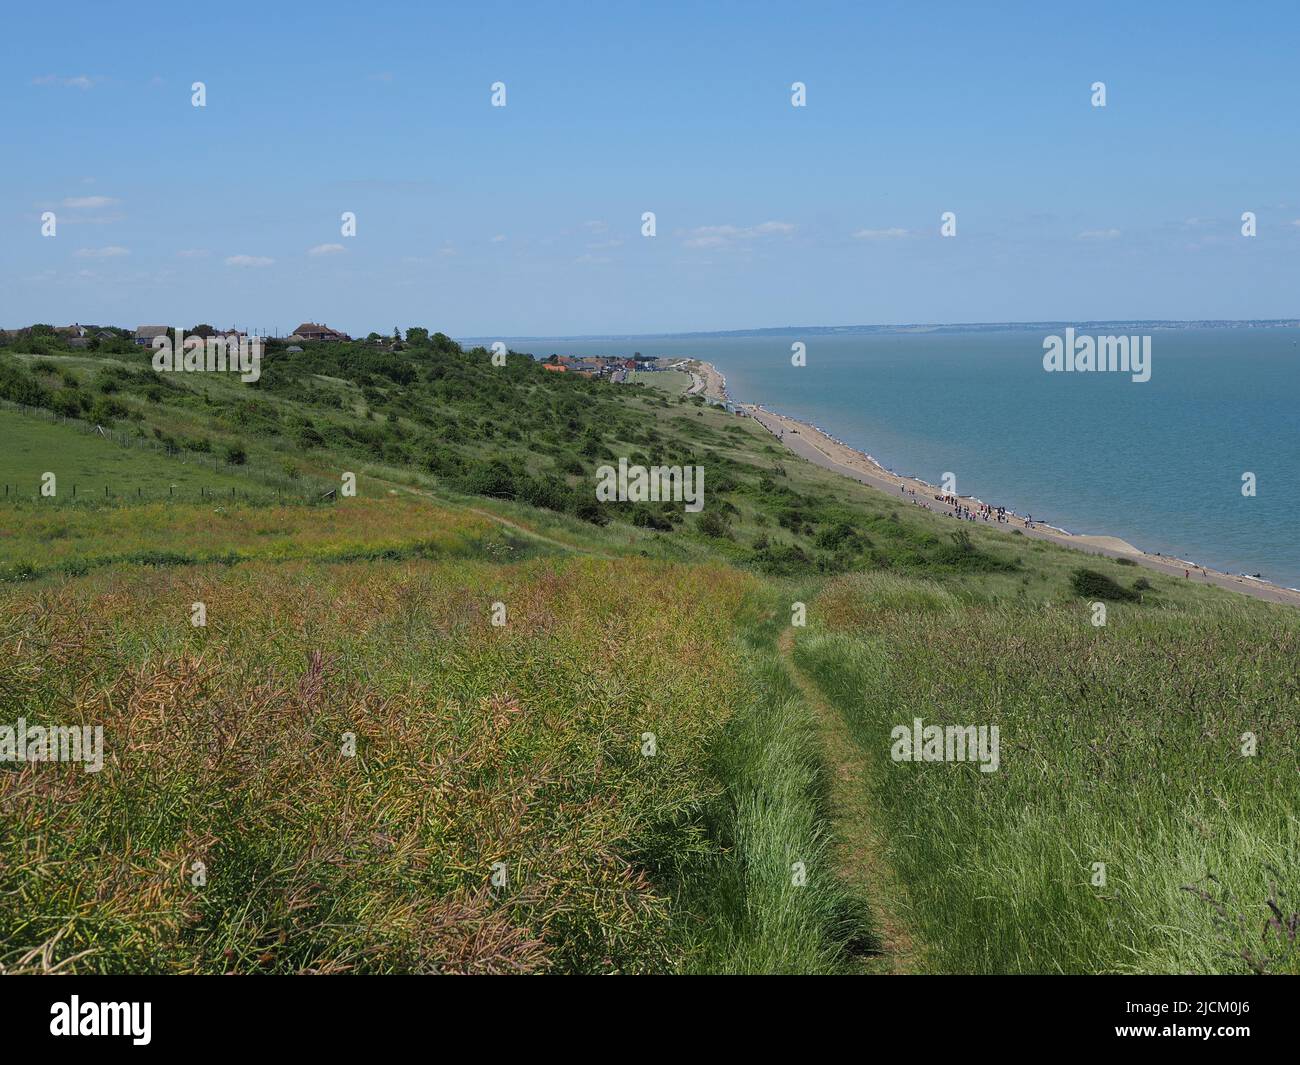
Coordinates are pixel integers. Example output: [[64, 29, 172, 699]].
[[0, 322, 352, 350], [538, 353, 663, 379], [0, 323, 675, 374]]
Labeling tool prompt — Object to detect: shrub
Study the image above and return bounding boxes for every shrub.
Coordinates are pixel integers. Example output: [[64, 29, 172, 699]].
[[695, 510, 731, 539], [88, 395, 129, 425], [1070, 567, 1139, 601]]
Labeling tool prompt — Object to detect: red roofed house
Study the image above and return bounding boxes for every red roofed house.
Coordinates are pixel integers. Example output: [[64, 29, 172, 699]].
[[291, 322, 352, 343]]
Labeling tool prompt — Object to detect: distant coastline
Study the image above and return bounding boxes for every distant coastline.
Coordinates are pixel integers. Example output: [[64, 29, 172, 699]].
[[462, 319, 1300, 345], [684, 358, 1300, 608]]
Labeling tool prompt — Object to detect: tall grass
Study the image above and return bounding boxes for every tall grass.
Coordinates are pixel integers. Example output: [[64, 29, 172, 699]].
[[795, 572, 1300, 973], [680, 623, 875, 973], [0, 553, 866, 973], [0, 497, 527, 581]]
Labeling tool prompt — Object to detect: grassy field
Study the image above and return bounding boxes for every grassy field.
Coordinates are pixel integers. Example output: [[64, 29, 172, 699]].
[[793, 571, 1300, 974], [0, 548, 870, 973], [0, 407, 285, 503], [0, 496, 531, 582], [1, 335, 1295, 975], [628, 370, 692, 394]]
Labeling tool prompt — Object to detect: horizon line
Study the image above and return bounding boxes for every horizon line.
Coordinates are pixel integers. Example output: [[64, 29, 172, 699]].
[[459, 318, 1300, 342]]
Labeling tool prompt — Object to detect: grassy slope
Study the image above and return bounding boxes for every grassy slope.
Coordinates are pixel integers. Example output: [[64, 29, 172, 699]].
[[0, 407, 281, 502], [793, 572, 1300, 974], [1, 337, 1296, 974], [0, 545, 869, 973]]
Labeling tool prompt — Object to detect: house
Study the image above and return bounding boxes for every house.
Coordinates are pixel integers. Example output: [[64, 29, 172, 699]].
[[135, 325, 170, 346], [292, 322, 352, 343], [541, 362, 567, 373]]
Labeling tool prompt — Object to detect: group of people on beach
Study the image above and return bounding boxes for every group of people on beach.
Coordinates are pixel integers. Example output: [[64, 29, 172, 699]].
[[906, 487, 1018, 526]]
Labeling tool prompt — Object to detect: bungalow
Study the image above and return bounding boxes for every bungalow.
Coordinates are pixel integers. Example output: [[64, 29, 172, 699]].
[[292, 322, 352, 343], [541, 362, 567, 373], [135, 325, 170, 346]]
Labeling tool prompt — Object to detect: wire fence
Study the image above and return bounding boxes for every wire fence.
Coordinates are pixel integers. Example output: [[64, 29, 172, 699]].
[[1, 399, 336, 505]]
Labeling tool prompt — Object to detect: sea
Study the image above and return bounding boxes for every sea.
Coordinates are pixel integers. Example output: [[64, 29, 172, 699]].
[[490, 328, 1300, 589]]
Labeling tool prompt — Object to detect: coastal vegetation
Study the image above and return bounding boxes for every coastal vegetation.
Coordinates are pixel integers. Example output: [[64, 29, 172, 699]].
[[1, 329, 1294, 974]]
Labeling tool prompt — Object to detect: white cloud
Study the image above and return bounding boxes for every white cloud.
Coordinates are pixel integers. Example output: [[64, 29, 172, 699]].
[[308, 243, 346, 256], [583, 220, 608, 233], [33, 74, 95, 89], [62, 195, 118, 209], [490, 234, 507, 243], [682, 221, 796, 248], [225, 254, 274, 268], [1077, 228, 1121, 240], [73, 245, 129, 259], [852, 227, 909, 240]]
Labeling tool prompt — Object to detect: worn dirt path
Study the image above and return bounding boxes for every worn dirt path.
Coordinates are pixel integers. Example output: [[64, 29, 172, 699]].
[[778, 628, 921, 973]]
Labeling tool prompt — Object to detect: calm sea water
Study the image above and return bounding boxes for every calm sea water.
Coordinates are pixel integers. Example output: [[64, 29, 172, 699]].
[[500, 329, 1300, 588]]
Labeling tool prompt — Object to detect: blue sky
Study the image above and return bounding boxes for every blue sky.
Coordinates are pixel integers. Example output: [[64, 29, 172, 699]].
[[3, 0, 1299, 337]]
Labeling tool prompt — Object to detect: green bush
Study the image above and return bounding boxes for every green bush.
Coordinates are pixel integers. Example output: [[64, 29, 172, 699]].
[[1070, 567, 1139, 601]]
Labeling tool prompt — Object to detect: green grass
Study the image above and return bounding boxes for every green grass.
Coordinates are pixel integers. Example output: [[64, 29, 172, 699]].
[[793, 571, 1300, 974], [2, 334, 1297, 975], [0, 407, 286, 503], [628, 370, 692, 393], [0, 497, 533, 582], [0, 533, 869, 974], [680, 610, 876, 973], [0, 556, 732, 972]]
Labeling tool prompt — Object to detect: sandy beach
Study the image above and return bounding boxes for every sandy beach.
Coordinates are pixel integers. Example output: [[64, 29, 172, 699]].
[[681, 358, 1300, 608], [677, 359, 729, 403]]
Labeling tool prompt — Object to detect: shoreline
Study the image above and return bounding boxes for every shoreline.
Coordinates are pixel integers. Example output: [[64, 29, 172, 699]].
[[684, 360, 1300, 608], [676, 359, 729, 403]]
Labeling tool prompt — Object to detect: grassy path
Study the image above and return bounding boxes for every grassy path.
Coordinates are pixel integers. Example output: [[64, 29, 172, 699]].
[[778, 627, 921, 973], [384, 479, 608, 557]]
